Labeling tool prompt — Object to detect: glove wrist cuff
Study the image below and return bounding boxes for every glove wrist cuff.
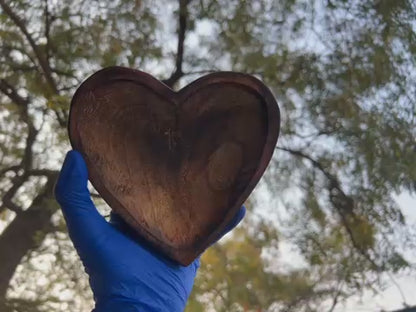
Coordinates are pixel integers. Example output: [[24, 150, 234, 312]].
[[92, 298, 143, 312], [92, 296, 185, 312]]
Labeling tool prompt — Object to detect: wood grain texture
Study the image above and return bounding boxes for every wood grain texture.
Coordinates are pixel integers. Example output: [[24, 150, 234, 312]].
[[69, 66, 280, 265]]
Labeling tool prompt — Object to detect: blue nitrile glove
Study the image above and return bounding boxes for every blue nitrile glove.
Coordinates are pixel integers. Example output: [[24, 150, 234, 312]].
[[54, 150, 245, 312]]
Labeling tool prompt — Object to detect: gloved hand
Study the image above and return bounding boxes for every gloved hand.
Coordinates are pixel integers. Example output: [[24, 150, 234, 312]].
[[54, 150, 245, 312]]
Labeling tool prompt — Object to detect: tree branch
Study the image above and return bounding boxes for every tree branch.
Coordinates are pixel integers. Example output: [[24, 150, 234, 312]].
[[43, 0, 51, 62], [0, 79, 39, 214], [0, 165, 20, 177], [327, 281, 344, 312], [0, 0, 66, 127], [0, 170, 26, 214], [386, 271, 408, 308], [91, 192, 102, 199], [0, 43, 38, 67], [277, 146, 339, 186], [277, 146, 380, 270], [0, 175, 58, 301], [0, 0, 57, 93], [27, 169, 59, 177], [162, 0, 190, 88], [0, 79, 30, 107], [385, 307, 416, 312], [0, 172, 26, 214], [0, 79, 37, 172], [0, 63, 37, 73], [182, 69, 218, 76], [0, 197, 22, 213]]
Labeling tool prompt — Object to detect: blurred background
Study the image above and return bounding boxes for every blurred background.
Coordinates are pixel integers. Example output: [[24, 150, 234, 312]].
[[0, 0, 415, 311]]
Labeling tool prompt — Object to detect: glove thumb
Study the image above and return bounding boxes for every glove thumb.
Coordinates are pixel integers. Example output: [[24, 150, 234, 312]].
[[55, 150, 108, 250]]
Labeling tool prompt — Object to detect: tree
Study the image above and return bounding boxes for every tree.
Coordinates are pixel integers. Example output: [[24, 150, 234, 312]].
[[0, 0, 415, 311]]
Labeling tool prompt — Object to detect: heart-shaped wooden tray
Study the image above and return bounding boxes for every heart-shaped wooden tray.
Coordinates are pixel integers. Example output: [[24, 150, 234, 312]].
[[69, 66, 280, 265]]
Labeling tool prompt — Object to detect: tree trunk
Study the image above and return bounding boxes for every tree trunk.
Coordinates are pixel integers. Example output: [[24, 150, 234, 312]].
[[0, 176, 58, 309]]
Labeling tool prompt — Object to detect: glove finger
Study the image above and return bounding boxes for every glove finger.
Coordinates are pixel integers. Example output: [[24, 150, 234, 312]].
[[110, 205, 245, 243], [109, 212, 183, 266], [215, 205, 246, 242], [224, 205, 246, 233], [55, 150, 108, 250], [109, 212, 141, 240], [110, 205, 244, 269], [190, 206, 246, 268]]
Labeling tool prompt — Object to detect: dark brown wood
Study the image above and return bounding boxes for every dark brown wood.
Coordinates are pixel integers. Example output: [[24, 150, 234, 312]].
[[69, 66, 280, 265]]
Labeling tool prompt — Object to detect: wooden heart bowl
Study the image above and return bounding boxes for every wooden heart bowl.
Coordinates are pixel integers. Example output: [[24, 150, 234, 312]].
[[69, 66, 280, 265]]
